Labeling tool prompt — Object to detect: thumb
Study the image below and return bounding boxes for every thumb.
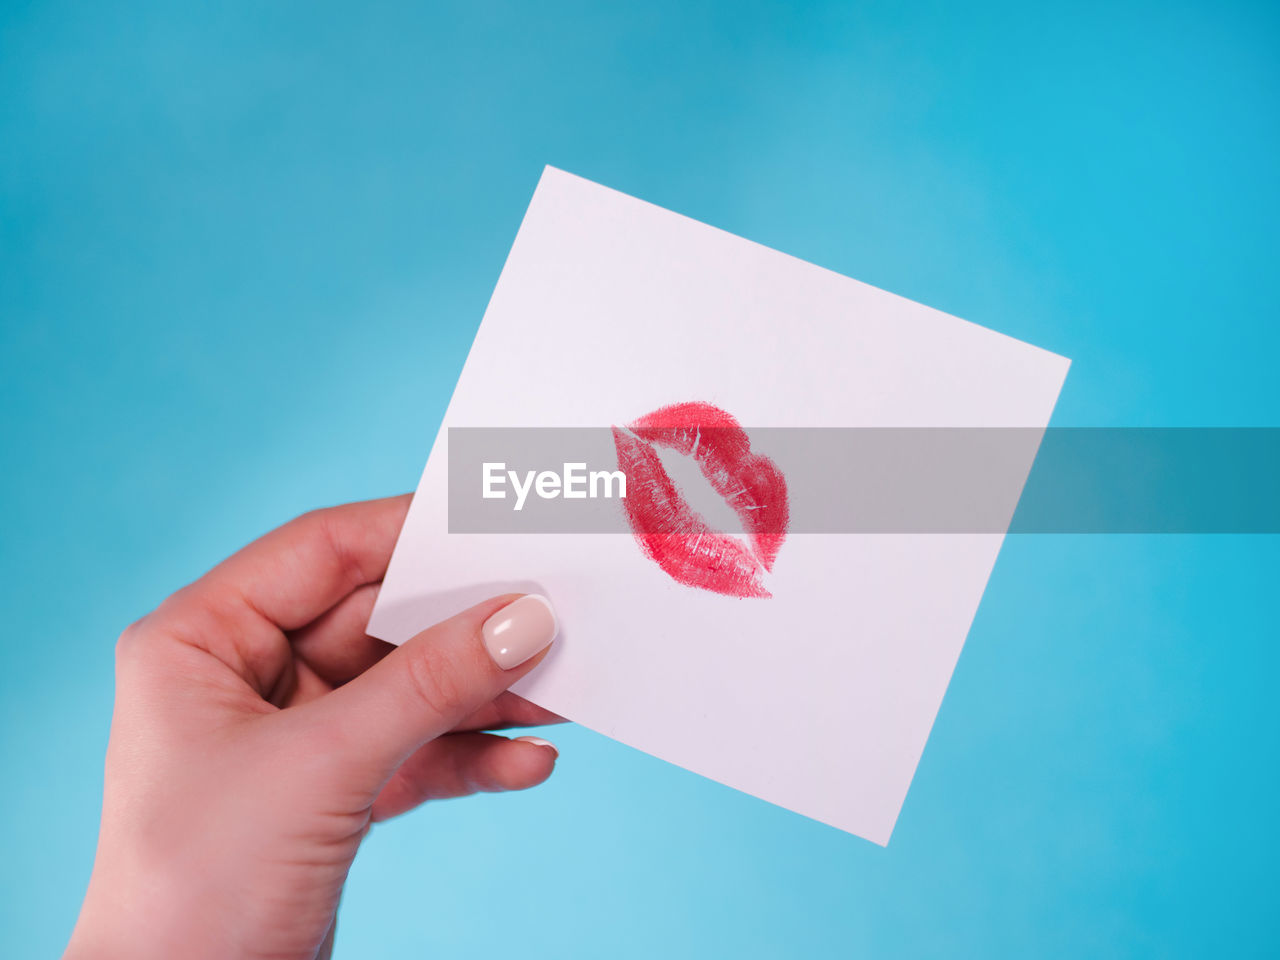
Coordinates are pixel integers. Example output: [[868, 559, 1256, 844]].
[[302, 593, 559, 796]]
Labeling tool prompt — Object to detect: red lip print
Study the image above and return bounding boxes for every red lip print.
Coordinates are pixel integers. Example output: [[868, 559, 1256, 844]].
[[611, 402, 789, 598]]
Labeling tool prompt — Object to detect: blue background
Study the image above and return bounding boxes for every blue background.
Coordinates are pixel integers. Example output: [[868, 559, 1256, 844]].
[[2, 2, 1277, 956]]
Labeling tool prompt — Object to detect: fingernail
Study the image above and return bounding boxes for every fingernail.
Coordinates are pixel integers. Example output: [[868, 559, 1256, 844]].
[[515, 736, 559, 757], [481, 594, 558, 670]]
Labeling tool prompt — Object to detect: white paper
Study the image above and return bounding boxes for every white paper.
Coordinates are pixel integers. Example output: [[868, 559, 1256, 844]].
[[368, 167, 1070, 845]]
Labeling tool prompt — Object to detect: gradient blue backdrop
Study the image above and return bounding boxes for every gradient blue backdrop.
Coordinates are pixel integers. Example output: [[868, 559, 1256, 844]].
[[3, 2, 1277, 956]]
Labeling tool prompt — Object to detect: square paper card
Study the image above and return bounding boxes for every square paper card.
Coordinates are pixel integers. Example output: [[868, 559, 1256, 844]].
[[368, 166, 1069, 845]]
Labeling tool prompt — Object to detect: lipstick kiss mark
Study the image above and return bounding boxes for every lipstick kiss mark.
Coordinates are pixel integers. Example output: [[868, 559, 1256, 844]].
[[612, 401, 789, 598]]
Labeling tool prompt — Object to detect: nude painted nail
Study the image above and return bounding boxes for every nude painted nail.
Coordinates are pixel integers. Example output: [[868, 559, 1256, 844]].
[[481, 594, 558, 670], [515, 736, 559, 757]]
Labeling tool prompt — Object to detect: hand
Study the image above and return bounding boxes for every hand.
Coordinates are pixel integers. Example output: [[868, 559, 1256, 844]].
[[64, 495, 562, 960]]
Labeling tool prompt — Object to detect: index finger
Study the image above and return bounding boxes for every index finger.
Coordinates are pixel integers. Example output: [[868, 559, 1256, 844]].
[[197, 493, 411, 631]]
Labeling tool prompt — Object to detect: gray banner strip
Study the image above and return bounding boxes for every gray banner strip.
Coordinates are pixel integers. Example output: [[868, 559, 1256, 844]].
[[446, 428, 1280, 534]]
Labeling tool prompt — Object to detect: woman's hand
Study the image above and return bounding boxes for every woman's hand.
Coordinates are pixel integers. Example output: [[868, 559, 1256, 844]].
[[64, 495, 562, 960]]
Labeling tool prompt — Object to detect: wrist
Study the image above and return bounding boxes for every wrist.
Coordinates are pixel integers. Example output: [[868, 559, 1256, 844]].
[[64, 862, 227, 960]]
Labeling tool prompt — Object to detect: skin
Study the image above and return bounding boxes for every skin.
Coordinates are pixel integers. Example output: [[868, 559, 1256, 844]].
[[63, 494, 563, 960]]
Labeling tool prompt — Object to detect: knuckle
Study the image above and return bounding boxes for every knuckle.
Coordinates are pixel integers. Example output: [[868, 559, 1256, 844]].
[[112, 587, 207, 666], [403, 643, 467, 719], [114, 617, 155, 663], [295, 506, 367, 589], [292, 506, 325, 526], [284, 507, 329, 547]]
